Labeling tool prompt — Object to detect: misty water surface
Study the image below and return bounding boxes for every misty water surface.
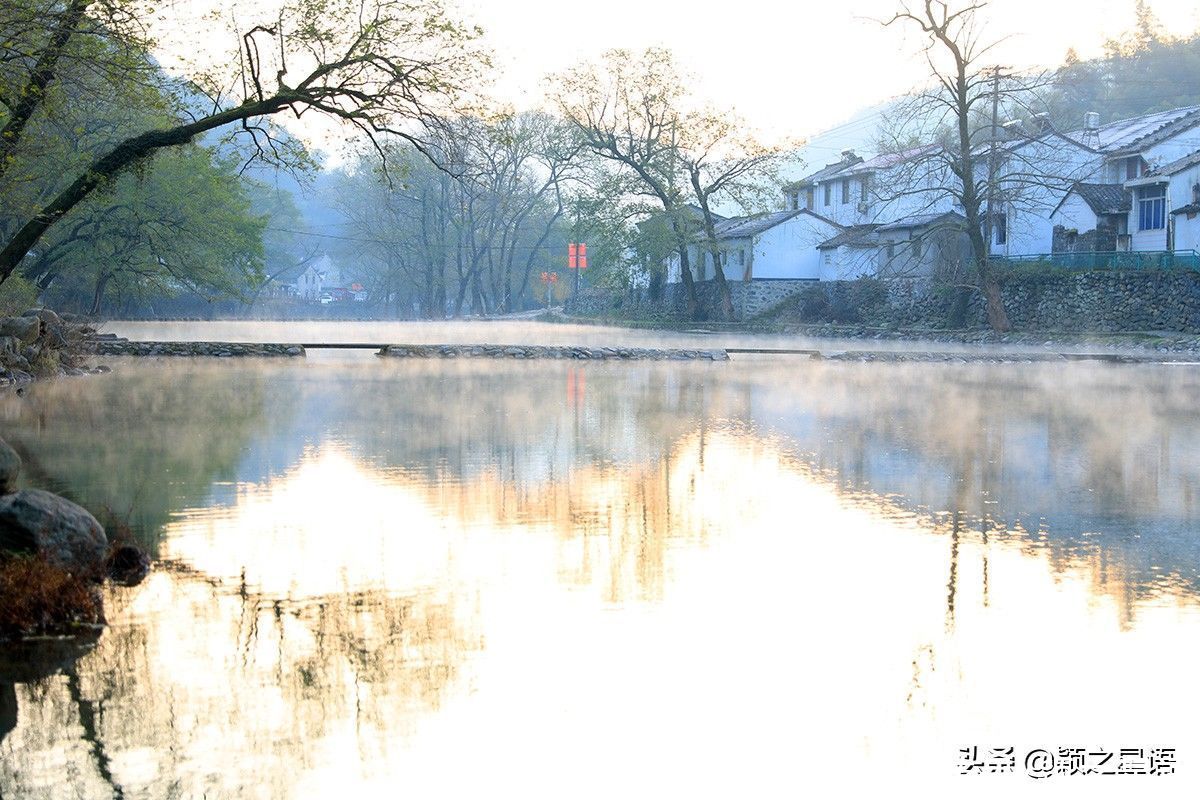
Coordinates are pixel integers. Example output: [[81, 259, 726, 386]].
[[0, 329, 1198, 798]]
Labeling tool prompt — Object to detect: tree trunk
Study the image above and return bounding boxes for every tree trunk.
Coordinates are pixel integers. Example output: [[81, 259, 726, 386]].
[[676, 245, 699, 320], [690, 173, 735, 321], [668, 217, 699, 320], [981, 277, 1011, 333], [90, 272, 112, 316], [0, 0, 89, 183]]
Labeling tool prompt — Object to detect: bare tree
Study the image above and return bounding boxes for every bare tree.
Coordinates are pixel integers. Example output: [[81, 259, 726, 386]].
[[0, 0, 488, 284], [549, 48, 703, 319], [881, 0, 1078, 332], [679, 109, 794, 321]]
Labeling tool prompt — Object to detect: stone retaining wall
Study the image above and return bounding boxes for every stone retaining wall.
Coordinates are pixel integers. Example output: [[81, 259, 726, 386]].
[[569, 270, 1200, 333], [380, 344, 729, 361], [567, 279, 815, 321], [87, 340, 306, 357]]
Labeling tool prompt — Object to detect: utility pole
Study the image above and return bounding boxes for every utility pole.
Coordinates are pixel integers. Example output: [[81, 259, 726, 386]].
[[984, 65, 1008, 266]]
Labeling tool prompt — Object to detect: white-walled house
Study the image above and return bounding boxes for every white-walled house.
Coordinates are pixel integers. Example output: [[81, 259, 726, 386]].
[[785, 146, 954, 230], [1125, 149, 1200, 253], [294, 264, 325, 300], [666, 209, 841, 284], [1024, 106, 1200, 257], [655, 104, 1200, 297], [815, 225, 879, 280]]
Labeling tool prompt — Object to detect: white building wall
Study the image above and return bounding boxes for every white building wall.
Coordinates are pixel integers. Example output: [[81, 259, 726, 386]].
[[808, 173, 862, 226], [1049, 193, 1100, 233], [751, 214, 841, 280], [1143, 138, 1200, 172], [819, 246, 878, 280], [1175, 210, 1200, 252], [987, 139, 1099, 256], [1169, 164, 1200, 251]]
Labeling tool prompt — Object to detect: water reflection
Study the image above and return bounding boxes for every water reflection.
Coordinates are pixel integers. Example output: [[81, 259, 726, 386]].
[[1, 357, 1199, 797]]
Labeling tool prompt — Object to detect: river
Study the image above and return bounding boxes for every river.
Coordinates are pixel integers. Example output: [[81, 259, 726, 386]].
[[1, 322, 1198, 798]]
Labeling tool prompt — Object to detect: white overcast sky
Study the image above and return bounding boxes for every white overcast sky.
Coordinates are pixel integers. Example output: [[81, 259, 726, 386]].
[[461, 0, 1200, 141], [157, 0, 1200, 157]]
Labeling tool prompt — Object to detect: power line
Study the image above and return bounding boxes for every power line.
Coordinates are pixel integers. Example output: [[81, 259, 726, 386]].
[[265, 225, 567, 253]]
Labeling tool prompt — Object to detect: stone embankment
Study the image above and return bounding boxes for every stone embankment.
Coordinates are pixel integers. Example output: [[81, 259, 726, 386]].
[[0, 308, 109, 386], [86, 336, 305, 357], [378, 343, 730, 360]]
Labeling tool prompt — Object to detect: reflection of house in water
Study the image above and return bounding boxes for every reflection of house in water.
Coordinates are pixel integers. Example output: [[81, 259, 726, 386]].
[[739, 362, 1200, 619]]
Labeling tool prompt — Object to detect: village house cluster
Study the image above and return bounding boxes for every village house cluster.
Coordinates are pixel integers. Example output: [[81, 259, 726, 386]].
[[666, 105, 1200, 285], [274, 254, 369, 304]]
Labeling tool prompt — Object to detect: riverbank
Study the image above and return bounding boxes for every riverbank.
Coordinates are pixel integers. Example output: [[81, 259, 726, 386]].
[[0, 309, 111, 387], [549, 311, 1200, 355]]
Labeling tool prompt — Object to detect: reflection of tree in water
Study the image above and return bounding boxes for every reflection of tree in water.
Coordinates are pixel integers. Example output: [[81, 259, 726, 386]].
[[0, 363, 291, 547], [0, 566, 480, 798], [4, 356, 1199, 796]]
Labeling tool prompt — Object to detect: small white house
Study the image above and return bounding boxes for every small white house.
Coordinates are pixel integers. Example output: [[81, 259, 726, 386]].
[[294, 264, 325, 300], [815, 225, 879, 280], [667, 209, 841, 283]]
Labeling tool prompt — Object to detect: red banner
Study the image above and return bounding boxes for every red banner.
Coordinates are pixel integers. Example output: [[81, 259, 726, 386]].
[[578, 243, 587, 269], [568, 243, 578, 269]]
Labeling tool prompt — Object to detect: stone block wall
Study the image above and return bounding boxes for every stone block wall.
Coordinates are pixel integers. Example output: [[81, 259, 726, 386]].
[[567, 270, 1200, 333], [1052, 224, 1118, 254]]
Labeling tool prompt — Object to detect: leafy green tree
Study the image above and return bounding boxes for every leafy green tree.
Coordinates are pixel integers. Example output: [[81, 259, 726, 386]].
[[32, 145, 265, 315]]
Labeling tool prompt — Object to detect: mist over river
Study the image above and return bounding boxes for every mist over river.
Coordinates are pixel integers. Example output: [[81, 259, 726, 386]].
[[1, 322, 1198, 798]]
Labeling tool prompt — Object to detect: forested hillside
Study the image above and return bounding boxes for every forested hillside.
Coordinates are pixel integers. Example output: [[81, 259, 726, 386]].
[[1052, 1, 1200, 124]]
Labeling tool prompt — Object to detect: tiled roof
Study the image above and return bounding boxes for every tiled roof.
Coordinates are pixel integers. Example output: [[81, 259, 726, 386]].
[[1147, 149, 1200, 177], [839, 144, 942, 175], [713, 210, 801, 239], [876, 211, 965, 231], [818, 224, 879, 249], [1065, 106, 1200, 156], [785, 154, 863, 189], [1071, 183, 1131, 215]]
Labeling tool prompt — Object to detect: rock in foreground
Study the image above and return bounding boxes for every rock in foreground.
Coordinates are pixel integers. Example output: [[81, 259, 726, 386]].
[[0, 489, 108, 577]]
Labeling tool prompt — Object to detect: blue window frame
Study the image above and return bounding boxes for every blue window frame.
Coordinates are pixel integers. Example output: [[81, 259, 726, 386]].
[[1138, 184, 1166, 231]]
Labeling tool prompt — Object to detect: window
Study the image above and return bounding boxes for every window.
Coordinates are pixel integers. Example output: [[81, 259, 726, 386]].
[[841, 179, 850, 204], [823, 251, 833, 265], [806, 187, 815, 209], [993, 213, 1007, 245], [736, 249, 745, 267], [1126, 156, 1144, 180], [886, 242, 896, 260], [790, 192, 798, 211], [1137, 184, 1166, 231], [823, 183, 832, 206], [911, 239, 923, 258], [859, 176, 870, 202], [1192, 183, 1200, 205]]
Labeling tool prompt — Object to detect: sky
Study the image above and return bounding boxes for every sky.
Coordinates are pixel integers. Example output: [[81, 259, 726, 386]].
[[460, 0, 1200, 144], [153, 0, 1200, 170]]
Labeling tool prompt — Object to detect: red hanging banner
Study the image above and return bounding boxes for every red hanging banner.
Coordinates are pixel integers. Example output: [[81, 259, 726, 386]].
[[567, 243, 578, 269], [578, 243, 587, 269]]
